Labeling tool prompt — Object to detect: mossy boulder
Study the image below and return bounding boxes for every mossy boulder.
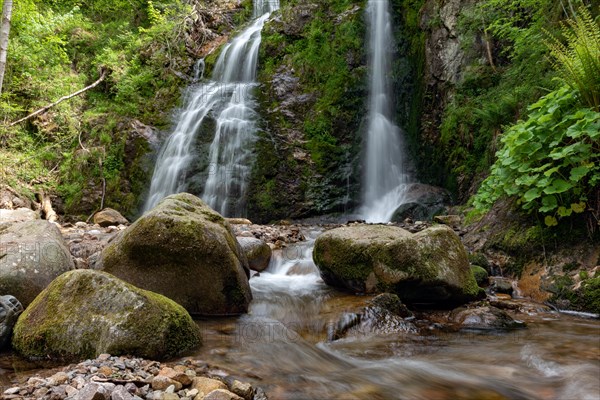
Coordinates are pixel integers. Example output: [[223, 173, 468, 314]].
[[313, 224, 482, 305], [100, 193, 251, 316], [470, 265, 489, 287], [0, 220, 74, 307], [12, 269, 201, 361], [237, 237, 271, 272]]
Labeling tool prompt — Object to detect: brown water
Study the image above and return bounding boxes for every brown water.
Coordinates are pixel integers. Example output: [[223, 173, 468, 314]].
[[2, 229, 599, 399]]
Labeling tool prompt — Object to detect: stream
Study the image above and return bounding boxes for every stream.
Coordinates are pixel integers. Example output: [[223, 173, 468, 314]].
[[189, 229, 600, 400]]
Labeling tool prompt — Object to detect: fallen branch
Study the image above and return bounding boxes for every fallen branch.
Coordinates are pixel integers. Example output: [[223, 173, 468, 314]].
[[9, 69, 107, 127], [38, 191, 58, 223]]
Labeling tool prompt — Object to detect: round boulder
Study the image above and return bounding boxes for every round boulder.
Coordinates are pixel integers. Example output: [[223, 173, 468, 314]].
[[0, 295, 23, 349], [470, 265, 489, 287], [93, 208, 129, 227], [12, 269, 201, 360], [0, 220, 74, 307], [237, 237, 271, 272], [100, 193, 251, 316], [313, 224, 482, 305], [449, 306, 525, 330]]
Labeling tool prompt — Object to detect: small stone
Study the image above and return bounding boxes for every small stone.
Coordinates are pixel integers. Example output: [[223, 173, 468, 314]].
[[152, 375, 182, 391], [159, 366, 193, 386], [165, 385, 176, 394], [27, 377, 47, 386], [73, 375, 87, 389], [187, 389, 199, 397], [33, 387, 49, 397], [124, 383, 138, 394], [66, 385, 79, 397], [98, 365, 113, 376], [97, 353, 111, 361], [75, 382, 110, 400], [163, 394, 179, 400], [3, 387, 19, 395], [49, 371, 68, 385], [190, 377, 227, 397], [230, 380, 253, 400], [202, 389, 244, 400], [111, 385, 134, 400]]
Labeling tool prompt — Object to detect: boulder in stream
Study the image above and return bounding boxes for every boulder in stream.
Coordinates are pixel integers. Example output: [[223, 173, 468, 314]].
[[93, 207, 129, 227], [0, 295, 23, 349], [12, 269, 201, 360], [237, 237, 271, 272], [313, 224, 483, 305], [100, 193, 252, 316], [390, 183, 451, 222], [0, 220, 74, 307], [449, 305, 525, 330]]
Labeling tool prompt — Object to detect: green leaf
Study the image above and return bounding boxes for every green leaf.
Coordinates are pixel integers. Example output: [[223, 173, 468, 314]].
[[539, 195, 558, 212], [543, 179, 573, 194], [544, 215, 558, 227], [571, 202, 586, 213], [569, 166, 590, 182], [523, 188, 541, 202], [557, 206, 572, 217]]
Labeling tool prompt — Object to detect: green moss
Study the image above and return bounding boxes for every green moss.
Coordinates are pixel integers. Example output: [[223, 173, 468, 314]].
[[470, 265, 489, 287]]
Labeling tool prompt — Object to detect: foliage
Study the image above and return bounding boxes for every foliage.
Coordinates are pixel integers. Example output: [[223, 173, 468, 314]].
[[545, 6, 600, 111], [474, 86, 600, 226]]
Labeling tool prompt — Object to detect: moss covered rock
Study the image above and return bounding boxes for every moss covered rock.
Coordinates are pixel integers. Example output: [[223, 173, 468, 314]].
[[0, 220, 74, 307], [12, 270, 201, 361], [100, 193, 251, 316], [470, 265, 489, 287], [313, 224, 482, 305]]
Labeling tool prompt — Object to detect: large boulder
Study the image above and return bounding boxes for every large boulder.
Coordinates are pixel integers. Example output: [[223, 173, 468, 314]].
[[236, 237, 271, 272], [313, 224, 482, 305], [449, 306, 525, 330], [12, 269, 201, 360], [100, 193, 251, 316], [0, 208, 38, 226], [0, 295, 23, 349], [93, 208, 129, 227], [0, 220, 74, 307]]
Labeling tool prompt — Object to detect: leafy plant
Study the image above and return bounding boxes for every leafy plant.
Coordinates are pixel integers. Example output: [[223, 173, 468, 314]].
[[473, 86, 600, 226]]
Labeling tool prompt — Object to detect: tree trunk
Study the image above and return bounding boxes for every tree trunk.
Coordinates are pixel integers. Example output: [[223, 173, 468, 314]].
[[0, 0, 13, 95]]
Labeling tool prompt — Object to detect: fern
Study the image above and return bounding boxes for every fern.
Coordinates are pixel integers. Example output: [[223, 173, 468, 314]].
[[545, 7, 600, 110]]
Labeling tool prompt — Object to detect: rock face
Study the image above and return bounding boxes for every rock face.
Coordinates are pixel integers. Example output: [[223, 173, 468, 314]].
[[93, 208, 129, 227], [12, 269, 201, 360], [0, 295, 23, 349], [236, 237, 271, 272], [0, 220, 74, 307], [0, 208, 39, 225], [390, 184, 451, 222], [313, 224, 482, 305], [100, 193, 252, 316]]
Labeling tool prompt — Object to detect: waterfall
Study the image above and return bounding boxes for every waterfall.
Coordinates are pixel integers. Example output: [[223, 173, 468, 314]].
[[360, 0, 411, 223], [144, 0, 279, 215]]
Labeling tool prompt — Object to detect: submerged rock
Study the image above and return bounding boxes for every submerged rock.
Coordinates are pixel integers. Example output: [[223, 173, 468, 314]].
[[0, 220, 74, 307], [237, 237, 272, 272], [100, 193, 251, 316], [93, 207, 129, 227], [313, 224, 482, 305], [449, 305, 525, 330], [0, 295, 23, 349], [12, 269, 201, 360]]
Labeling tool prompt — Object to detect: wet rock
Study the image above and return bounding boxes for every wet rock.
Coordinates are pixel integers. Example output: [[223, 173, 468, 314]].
[[313, 224, 483, 305], [93, 208, 129, 227], [470, 265, 489, 287], [0, 220, 74, 307], [368, 293, 413, 318], [226, 218, 252, 225], [490, 277, 514, 295], [13, 269, 201, 360], [230, 380, 253, 400], [450, 306, 525, 330], [390, 184, 451, 222], [434, 215, 461, 227], [0, 295, 23, 349], [100, 193, 251, 316], [151, 375, 182, 391], [191, 377, 227, 397], [237, 237, 271, 272]]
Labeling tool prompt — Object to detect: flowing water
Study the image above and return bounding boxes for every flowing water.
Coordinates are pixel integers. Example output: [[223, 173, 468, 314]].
[[361, 0, 412, 223], [144, 0, 279, 215], [191, 229, 600, 400]]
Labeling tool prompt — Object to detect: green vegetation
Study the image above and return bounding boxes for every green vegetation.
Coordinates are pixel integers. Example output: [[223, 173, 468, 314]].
[[474, 7, 600, 230], [0, 0, 242, 218]]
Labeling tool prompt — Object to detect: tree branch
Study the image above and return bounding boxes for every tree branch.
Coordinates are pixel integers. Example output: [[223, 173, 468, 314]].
[[8, 69, 107, 127]]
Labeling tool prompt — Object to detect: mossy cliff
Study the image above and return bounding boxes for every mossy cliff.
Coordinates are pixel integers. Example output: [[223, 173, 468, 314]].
[[12, 269, 201, 361]]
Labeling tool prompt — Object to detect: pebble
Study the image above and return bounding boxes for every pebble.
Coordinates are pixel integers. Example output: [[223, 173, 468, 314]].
[[2, 356, 260, 400]]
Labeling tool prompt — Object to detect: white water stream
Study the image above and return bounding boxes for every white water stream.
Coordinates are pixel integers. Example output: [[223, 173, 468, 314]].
[[144, 0, 279, 215], [360, 0, 412, 223]]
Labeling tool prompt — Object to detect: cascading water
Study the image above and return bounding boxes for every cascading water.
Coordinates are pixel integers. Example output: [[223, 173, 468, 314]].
[[360, 0, 411, 223], [144, 0, 279, 215]]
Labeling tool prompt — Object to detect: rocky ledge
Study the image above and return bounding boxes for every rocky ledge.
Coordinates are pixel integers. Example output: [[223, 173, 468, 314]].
[[2, 355, 265, 400]]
